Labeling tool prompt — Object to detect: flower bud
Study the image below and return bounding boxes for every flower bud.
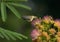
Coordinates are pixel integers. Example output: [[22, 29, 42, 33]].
[[49, 28, 56, 35], [42, 32, 50, 40]]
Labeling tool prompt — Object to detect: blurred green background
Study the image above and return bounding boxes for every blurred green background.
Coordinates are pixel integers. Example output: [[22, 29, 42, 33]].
[[0, 0, 60, 42]]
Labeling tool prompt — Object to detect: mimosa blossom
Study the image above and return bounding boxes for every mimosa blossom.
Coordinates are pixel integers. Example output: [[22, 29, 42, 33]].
[[49, 28, 56, 35], [54, 19, 60, 28], [42, 16, 53, 24], [31, 18, 41, 26], [31, 29, 42, 40], [42, 32, 50, 40], [57, 37, 60, 42], [57, 32, 60, 37], [29, 15, 60, 42]]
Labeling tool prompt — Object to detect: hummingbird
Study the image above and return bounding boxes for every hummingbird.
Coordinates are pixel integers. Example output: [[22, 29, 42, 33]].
[[22, 15, 42, 42], [22, 15, 41, 26]]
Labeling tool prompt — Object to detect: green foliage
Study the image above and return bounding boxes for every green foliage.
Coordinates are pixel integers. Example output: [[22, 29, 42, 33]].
[[1, 2, 7, 22], [0, 0, 31, 22], [0, 27, 28, 40], [0, 0, 28, 2], [0, 0, 31, 41], [6, 4, 21, 19], [8, 3, 31, 10]]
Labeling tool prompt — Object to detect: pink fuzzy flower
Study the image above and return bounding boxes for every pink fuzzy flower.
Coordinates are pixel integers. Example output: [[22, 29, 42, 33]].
[[54, 19, 60, 28], [31, 18, 41, 26], [43, 15, 52, 20], [43, 15, 53, 24], [31, 29, 41, 40]]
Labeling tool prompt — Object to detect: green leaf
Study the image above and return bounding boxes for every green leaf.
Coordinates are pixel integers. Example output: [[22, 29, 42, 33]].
[[3, 0, 28, 2], [0, 28, 10, 40], [5, 29, 28, 40], [3, 30, 16, 40], [11, 33, 23, 40], [0, 33, 4, 38], [6, 4, 21, 19], [9, 31, 28, 39], [0, 27, 28, 40], [7, 31, 23, 40], [1, 2, 7, 22], [15, 33, 28, 39], [8, 3, 31, 10]]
